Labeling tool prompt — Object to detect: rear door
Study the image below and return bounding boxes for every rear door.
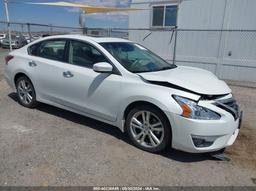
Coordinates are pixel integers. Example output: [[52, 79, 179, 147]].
[[27, 39, 73, 104]]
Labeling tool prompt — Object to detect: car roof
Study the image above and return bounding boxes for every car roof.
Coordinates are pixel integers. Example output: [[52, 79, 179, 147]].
[[40, 34, 131, 43]]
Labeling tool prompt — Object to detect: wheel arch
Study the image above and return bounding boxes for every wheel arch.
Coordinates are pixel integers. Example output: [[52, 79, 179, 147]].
[[14, 72, 30, 85], [122, 100, 172, 134]]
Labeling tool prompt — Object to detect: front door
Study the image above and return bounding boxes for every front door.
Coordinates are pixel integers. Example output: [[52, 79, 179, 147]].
[[56, 40, 122, 122]]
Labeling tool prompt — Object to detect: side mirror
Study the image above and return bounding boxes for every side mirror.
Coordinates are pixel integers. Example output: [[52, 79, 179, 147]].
[[93, 62, 113, 73]]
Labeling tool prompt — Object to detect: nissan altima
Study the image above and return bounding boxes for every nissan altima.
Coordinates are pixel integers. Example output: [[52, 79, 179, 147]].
[[4, 35, 242, 153]]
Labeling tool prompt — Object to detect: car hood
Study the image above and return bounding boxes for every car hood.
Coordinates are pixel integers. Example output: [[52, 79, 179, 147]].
[[139, 66, 231, 95]]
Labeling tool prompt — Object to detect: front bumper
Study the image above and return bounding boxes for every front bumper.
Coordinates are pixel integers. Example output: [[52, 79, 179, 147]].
[[167, 97, 242, 153]]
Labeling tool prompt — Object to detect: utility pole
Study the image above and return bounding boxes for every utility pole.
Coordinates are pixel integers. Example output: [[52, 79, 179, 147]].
[[4, 0, 12, 51], [49, 24, 53, 35]]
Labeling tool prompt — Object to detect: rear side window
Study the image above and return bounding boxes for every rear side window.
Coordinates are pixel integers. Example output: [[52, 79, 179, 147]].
[[38, 40, 66, 61], [68, 40, 108, 68], [32, 40, 66, 62], [28, 43, 40, 56]]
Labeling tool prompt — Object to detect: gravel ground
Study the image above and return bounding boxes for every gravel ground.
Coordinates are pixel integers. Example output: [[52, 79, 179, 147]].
[[0, 48, 255, 186]]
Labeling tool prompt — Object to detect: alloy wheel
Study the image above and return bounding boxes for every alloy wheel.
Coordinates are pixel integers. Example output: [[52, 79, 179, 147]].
[[129, 110, 164, 148], [17, 79, 33, 105]]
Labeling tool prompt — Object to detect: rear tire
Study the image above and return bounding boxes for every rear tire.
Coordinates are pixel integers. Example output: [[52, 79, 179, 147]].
[[126, 105, 171, 153], [15, 76, 38, 108]]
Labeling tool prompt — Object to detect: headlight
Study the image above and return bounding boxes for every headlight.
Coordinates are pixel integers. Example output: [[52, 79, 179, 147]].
[[173, 95, 221, 120]]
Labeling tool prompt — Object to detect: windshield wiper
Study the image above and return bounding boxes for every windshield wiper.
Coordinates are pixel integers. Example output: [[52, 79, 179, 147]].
[[158, 65, 176, 71], [132, 65, 177, 73]]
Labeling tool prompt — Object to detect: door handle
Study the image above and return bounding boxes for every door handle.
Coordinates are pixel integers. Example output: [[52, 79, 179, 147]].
[[28, 61, 37, 67], [63, 71, 74, 78]]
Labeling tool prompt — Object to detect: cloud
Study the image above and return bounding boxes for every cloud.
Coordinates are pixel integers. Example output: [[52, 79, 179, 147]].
[[72, 0, 131, 8], [88, 12, 128, 23], [66, 0, 131, 24]]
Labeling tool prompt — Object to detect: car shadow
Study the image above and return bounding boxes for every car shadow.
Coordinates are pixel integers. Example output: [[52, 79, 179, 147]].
[[8, 92, 220, 163]]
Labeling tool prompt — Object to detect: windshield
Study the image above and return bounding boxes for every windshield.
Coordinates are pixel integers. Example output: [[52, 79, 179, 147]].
[[100, 42, 176, 73]]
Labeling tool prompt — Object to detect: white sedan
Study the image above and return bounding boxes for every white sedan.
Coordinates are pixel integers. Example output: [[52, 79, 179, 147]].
[[4, 35, 242, 153]]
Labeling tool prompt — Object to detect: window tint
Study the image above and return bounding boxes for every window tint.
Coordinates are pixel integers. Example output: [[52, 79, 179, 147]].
[[28, 43, 40, 56], [68, 40, 107, 68], [37, 40, 66, 61], [152, 5, 177, 27]]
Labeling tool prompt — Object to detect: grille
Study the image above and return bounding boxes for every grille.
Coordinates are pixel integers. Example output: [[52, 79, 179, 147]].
[[214, 98, 240, 120]]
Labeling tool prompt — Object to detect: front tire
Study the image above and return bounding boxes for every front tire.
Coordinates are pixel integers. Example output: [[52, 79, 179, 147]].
[[16, 76, 38, 108], [126, 105, 171, 153]]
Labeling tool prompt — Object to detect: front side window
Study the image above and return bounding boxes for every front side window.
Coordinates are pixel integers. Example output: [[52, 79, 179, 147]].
[[36, 40, 66, 61], [100, 42, 176, 73], [68, 40, 107, 68], [152, 5, 178, 27]]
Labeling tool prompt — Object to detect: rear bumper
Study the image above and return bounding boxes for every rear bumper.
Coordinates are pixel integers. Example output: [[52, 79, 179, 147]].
[[4, 68, 15, 90]]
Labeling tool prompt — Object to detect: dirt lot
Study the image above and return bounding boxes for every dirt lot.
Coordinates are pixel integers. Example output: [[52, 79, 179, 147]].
[[0, 48, 255, 186]]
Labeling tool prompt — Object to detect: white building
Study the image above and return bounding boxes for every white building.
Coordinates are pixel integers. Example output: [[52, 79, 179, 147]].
[[129, 0, 256, 82]]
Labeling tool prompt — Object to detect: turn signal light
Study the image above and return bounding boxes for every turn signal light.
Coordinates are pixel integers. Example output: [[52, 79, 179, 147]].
[[180, 103, 192, 118]]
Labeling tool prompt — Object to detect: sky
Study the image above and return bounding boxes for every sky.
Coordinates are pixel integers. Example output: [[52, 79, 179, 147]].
[[0, 0, 132, 28]]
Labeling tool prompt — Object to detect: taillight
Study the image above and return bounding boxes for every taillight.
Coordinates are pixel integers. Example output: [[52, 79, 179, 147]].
[[5, 55, 14, 65]]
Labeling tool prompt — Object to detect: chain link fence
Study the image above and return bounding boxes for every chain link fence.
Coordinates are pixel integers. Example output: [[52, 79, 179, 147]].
[[1, 21, 256, 82]]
